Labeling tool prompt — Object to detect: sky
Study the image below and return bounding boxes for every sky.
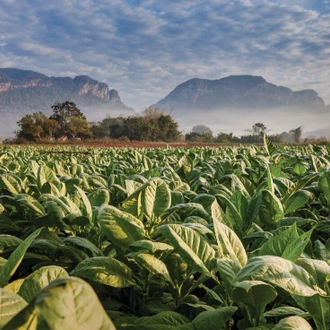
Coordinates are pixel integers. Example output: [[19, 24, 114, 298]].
[[1, 0, 330, 113]]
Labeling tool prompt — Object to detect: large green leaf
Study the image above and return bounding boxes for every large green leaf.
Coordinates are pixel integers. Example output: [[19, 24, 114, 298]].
[[246, 192, 262, 228], [130, 240, 174, 253], [0, 228, 43, 287], [18, 266, 69, 302], [234, 255, 324, 296], [295, 258, 330, 289], [135, 311, 193, 330], [318, 171, 330, 207], [216, 258, 241, 293], [0, 288, 28, 328], [39, 194, 76, 215], [141, 178, 171, 219], [157, 224, 216, 276], [97, 205, 145, 251], [232, 280, 277, 324], [0, 174, 21, 195], [74, 185, 93, 220], [283, 190, 311, 215], [0, 235, 23, 251], [121, 181, 145, 217], [15, 193, 45, 216], [258, 224, 312, 261], [272, 316, 313, 330], [212, 203, 247, 267], [281, 173, 319, 204], [3, 277, 115, 330], [88, 188, 110, 207], [259, 190, 284, 227], [161, 202, 210, 223], [264, 133, 276, 157], [62, 236, 103, 257], [37, 165, 59, 191], [216, 194, 243, 232], [293, 294, 330, 330], [192, 306, 237, 330], [263, 306, 308, 318], [266, 163, 275, 194], [71, 256, 135, 288], [128, 252, 173, 283]]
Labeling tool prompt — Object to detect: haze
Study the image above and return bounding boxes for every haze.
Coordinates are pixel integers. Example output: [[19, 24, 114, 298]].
[[173, 107, 330, 139]]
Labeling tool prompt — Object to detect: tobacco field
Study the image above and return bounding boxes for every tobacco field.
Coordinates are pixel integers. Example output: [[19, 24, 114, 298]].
[[0, 137, 329, 329]]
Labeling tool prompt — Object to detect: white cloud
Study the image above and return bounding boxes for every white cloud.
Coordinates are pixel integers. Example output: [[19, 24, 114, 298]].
[[0, 0, 329, 111]]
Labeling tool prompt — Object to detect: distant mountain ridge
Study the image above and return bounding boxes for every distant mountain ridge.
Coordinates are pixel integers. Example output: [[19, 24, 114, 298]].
[[0, 68, 133, 137], [155, 75, 326, 111], [0, 68, 130, 109]]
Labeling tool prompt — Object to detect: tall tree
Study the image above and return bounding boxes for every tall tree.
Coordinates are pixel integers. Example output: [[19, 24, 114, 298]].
[[192, 125, 213, 135], [16, 112, 59, 141], [103, 109, 180, 142], [50, 101, 91, 138], [290, 126, 302, 143], [251, 122, 267, 136]]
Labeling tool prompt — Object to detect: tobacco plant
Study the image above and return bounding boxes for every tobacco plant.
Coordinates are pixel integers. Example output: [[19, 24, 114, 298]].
[[0, 139, 329, 329]]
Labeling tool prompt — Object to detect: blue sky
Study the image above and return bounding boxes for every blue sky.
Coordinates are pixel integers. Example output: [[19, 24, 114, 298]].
[[1, 0, 330, 110]]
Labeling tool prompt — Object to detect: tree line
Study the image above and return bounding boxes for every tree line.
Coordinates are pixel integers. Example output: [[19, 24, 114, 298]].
[[15, 101, 308, 144], [16, 102, 180, 142], [185, 123, 303, 144]]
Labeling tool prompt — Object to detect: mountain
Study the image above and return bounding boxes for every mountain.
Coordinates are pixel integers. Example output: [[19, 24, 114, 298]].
[[0, 68, 133, 137], [153, 75, 330, 137], [154, 75, 326, 111]]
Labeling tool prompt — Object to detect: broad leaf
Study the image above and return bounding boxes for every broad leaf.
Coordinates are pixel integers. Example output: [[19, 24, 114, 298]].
[[37, 165, 59, 191], [293, 293, 330, 330], [0, 235, 23, 251], [158, 224, 215, 276], [212, 203, 247, 267], [128, 252, 173, 283], [192, 306, 237, 330], [258, 224, 312, 261], [272, 316, 313, 330], [135, 311, 193, 330], [295, 258, 330, 289], [259, 190, 284, 227], [0, 174, 21, 194], [18, 266, 69, 302], [264, 133, 276, 157], [283, 190, 311, 215], [216, 258, 241, 293], [141, 178, 171, 219], [0, 228, 43, 287], [97, 205, 145, 251], [130, 240, 174, 253], [74, 185, 93, 220], [232, 280, 277, 323], [88, 188, 110, 207], [71, 256, 135, 288], [318, 171, 330, 207], [3, 277, 115, 330], [0, 288, 28, 328], [234, 255, 324, 296], [62, 236, 103, 257]]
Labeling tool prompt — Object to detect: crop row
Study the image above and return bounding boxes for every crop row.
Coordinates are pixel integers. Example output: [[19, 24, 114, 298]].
[[0, 139, 329, 329]]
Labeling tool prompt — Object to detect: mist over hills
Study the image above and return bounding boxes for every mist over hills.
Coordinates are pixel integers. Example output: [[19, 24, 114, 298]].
[[155, 75, 325, 110], [154, 75, 329, 136], [0, 68, 133, 137], [0, 69, 329, 139]]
